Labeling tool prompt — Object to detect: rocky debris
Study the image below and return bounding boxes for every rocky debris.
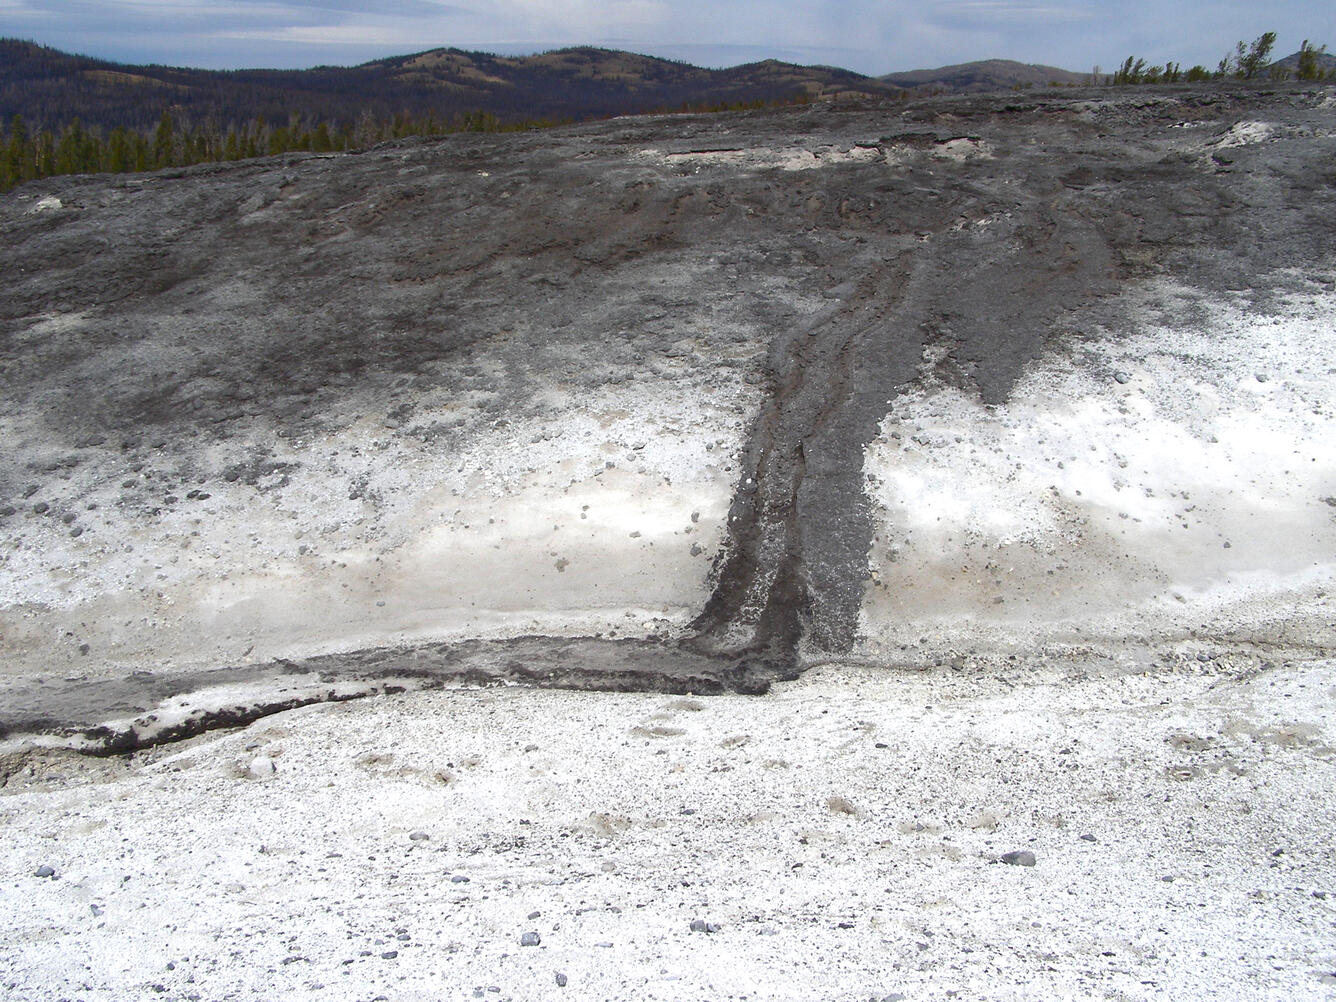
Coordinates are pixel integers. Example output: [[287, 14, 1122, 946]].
[[1000, 850, 1037, 867], [408, 831, 430, 841], [555, 972, 568, 987], [246, 755, 276, 779], [34, 865, 55, 878], [520, 932, 541, 947], [690, 919, 721, 933]]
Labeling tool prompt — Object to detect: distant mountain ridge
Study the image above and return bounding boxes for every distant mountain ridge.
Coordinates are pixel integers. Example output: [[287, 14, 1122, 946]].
[[880, 58, 1089, 92], [0, 39, 903, 133], [4, 39, 1328, 141]]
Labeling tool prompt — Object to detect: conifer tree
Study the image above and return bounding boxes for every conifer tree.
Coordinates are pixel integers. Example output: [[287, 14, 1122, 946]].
[[153, 111, 175, 168]]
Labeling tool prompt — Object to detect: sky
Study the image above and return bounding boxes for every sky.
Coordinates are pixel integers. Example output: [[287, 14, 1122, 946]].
[[0, 0, 1328, 76]]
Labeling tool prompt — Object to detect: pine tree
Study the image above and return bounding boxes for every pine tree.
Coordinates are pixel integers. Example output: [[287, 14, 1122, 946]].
[[1232, 31, 1277, 79], [153, 110, 175, 168], [107, 127, 133, 173], [1297, 40, 1329, 81], [7, 114, 29, 184]]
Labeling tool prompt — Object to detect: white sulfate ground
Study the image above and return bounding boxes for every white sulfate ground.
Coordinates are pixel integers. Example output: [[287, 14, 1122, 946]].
[[2, 658, 1334, 1001], [3, 238, 1336, 999]]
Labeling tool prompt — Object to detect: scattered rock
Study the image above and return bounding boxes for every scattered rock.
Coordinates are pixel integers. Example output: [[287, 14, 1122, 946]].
[[520, 932, 541, 947], [1113, 371, 1130, 384], [408, 831, 430, 841], [247, 755, 276, 779], [826, 795, 859, 815], [527, 911, 541, 919], [35, 865, 56, 878], [1000, 850, 1037, 867], [689, 919, 720, 933], [1079, 833, 1097, 842], [450, 875, 470, 884], [555, 972, 568, 987], [380, 950, 398, 960]]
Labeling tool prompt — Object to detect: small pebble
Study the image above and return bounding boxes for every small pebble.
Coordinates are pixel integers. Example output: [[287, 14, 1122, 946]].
[[1113, 371, 1130, 384], [35, 865, 56, 878], [689, 919, 720, 933], [555, 972, 568, 987], [1000, 851, 1036, 867], [408, 831, 430, 841], [450, 875, 470, 884], [520, 932, 541, 947]]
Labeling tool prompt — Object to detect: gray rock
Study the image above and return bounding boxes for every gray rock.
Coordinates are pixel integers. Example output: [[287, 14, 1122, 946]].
[[556, 972, 568, 987], [1113, 371, 1130, 384], [520, 931, 541, 947], [408, 831, 430, 841], [1001, 850, 1036, 867], [35, 865, 56, 878], [689, 919, 721, 933], [450, 874, 470, 883]]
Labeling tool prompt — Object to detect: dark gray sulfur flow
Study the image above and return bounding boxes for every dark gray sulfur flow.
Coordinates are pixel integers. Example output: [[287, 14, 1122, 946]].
[[1, 84, 1332, 751]]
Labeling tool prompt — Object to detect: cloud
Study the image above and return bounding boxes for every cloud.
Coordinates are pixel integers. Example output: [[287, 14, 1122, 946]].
[[925, 0, 1099, 26], [1, 0, 1331, 76]]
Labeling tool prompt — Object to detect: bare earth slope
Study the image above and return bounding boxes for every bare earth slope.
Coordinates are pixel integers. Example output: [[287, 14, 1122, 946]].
[[2, 84, 1336, 1002], [2, 84, 1335, 746]]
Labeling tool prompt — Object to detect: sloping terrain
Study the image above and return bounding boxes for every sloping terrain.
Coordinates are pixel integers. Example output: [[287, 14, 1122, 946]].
[[0, 39, 901, 132], [1, 83, 1335, 1002], [1, 83, 1334, 748], [880, 58, 1088, 91]]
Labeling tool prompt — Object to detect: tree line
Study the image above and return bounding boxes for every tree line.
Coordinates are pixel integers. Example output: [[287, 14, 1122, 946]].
[[1110, 34, 1330, 85], [0, 107, 546, 192], [0, 92, 809, 194]]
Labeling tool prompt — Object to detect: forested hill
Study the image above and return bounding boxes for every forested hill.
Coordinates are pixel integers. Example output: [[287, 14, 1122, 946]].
[[0, 39, 901, 134]]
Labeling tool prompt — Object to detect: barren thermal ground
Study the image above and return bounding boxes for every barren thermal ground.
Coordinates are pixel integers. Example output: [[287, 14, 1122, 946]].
[[1, 84, 1335, 1000]]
